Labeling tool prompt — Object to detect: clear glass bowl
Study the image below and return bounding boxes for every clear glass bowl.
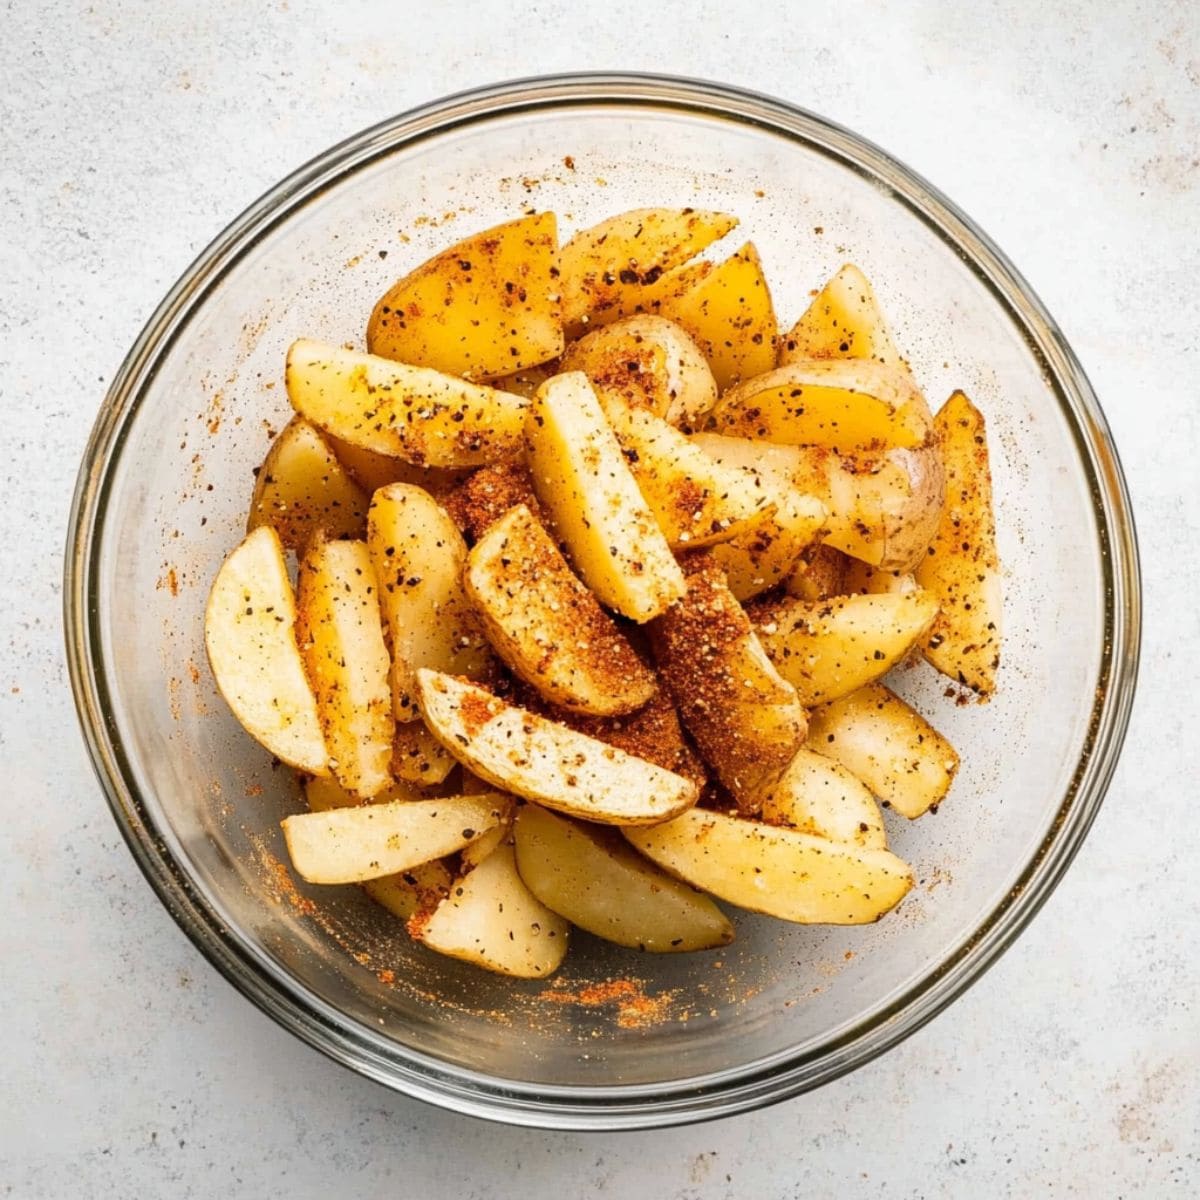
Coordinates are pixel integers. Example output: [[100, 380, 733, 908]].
[[65, 74, 1140, 1129]]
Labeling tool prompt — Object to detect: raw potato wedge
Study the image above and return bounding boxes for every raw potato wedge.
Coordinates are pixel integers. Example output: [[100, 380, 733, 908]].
[[558, 207, 737, 329], [286, 339, 528, 469], [367, 213, 563, 379], [587, 260, 716, 329], [689, 432, 830, 599], [282, 793, 509, 884], [367, 483, 493, 721], [914, 391, 1002, 695], [758, 748, 886, 849], [514, 805, 733, 952], [779, 264, 902, 367], [247, 417, 369, 551], [416, 670, 698, 825], [706, 489, 828, 601], [412, 842, 568, 978], [525, 371, 685, 621], [325, 432, 466, 497], [391, 719, 458, 786], [296, 535, 394, 799], [303, 775, 453, 921], [598, 392, 776, 549], [657, 242, 777, 390], [650, 555, 806, 807], [711, 358, 931, 452], [204, 526, 328, 774], [486, 361, 560, 401], [464, 504, 657, 715], [808, 683, 959, 819], [625, 809, 913, 925], [750, 590, 939, 707], [560, 314, 718, 429]]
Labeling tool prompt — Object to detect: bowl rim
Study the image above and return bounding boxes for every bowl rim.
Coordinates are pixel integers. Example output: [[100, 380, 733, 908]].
[[64, 71, 1141, 1130]]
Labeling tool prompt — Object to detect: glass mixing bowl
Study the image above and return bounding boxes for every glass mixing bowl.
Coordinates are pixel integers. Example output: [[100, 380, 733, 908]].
[[65, 74, 1140, 1129]]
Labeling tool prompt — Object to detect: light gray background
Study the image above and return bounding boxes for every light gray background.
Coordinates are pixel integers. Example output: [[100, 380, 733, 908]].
[[3, 2, 1196, 1196]]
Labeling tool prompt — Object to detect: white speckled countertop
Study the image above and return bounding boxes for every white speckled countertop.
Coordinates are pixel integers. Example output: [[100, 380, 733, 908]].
[[4, 1, 1197, 1195]]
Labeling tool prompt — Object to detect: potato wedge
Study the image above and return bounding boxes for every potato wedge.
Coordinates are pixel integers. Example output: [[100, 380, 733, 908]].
[[296, 534, 394, 798], [786, 543, 850, 602], [749, 590, 939, 706], [367, 483, 493, 721], [706, 489, 828, 600], [516, 684, 709, 793], [558, 207, 737, 329], [525, 371, 685, 621], [779, 264, 902, 367], [657, 242, 777, 390], [587, 260, 717, 329], [442, 461, 542, 541], [597, 393, 775, 549], [692, 431, 942, 572], [281, 793, 509, 884], [302, 775, 453, 921], [711, 358, 931, 452], [650, 555, 806, 807], [204, 526, 328, 774], [486, 360, 560, 401], [624, 809, 913, 925], [412, 842, 568, 978], [391, 719, 458, 786], [459, 813, 512, 871], [758, 748, 886, 849], [560, 314, 718, 429], [914, 391, 1002, 695], [325, 432, 466, 497], [807, 683, 959, 818], [464, 504, 656, 715], [247, 417, 369, 551], [286, 338, 528, 469], [514, 805, 733, 952], [416, 670, 698, 825], [367, 213, 563, 379]]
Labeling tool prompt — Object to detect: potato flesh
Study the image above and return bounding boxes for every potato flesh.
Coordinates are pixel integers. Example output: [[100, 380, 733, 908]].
[[247, 417, 368, 551], [390, 719, 458, 786], [414, 842, 569, 978], [914, 391, 1002, 695], [750, 590, 939, 707], [807, 683, 959, 819], [416, 669, 698, 825], [560, 314, 718, 429], [685, 431, 829, 599], [514, 805, 733, 952], [779, 263, 902, 367], [286, 338, 528, 469], [787, 544, 850, 602], [558, 207, 737, 329], [624, 809, 913, 925], [525, 371, 685, 621], [325, 432, 466, 497], [367, 213, 563, 380], [303, 775, 452, 920], [296, 535, 394, 798], [657, 242, 777, 390], [758, 747, 886, 849], [598, 391, 776, 549], [650, 555, 806, 807], [366, 483, 492, 721], [464, 504, 657, 715], [696, 432, 943, 573], [204, 526, 328, 774], [711, 358, 930, 452], [282, 793, 509, 884]]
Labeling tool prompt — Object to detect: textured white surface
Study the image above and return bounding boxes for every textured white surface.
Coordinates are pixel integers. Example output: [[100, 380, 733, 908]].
[[3, 1, 1197, 1195]]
